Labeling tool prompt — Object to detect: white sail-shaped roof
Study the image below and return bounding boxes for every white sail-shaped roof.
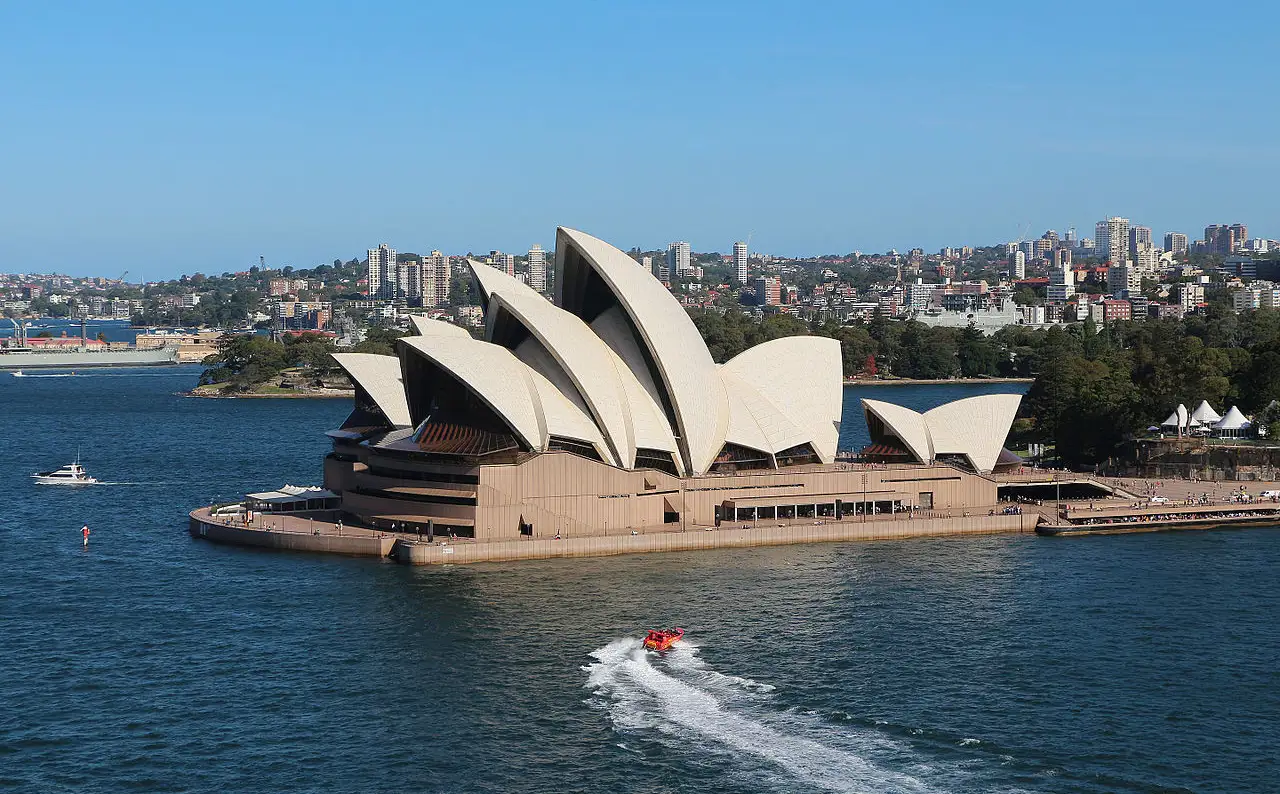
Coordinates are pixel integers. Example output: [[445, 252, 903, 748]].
[[470, 259, 677, 468], [1214, 405, 1250, 430], [408, 315, 471, 338], [861, 393, 1023, 473], [924, 394, 1023, 473], [399, 336, 545, 450], [556, 226, 729, 475], [1190, 400, 1222, 424], [330, 353, 411, 427], [399, 333, 612, 461], [721, 336, 842, 463], [862, 399, 932, 464]]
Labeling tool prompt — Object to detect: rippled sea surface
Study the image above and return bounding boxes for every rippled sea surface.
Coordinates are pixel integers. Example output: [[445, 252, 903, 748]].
[[2, 370, 1277, 792]]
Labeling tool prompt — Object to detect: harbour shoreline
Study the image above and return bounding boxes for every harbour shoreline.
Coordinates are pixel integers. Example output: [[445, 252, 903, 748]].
[[843, 377, 1032, 386]]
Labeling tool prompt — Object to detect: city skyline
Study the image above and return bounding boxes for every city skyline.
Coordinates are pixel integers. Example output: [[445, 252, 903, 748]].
[[3, 1, 1279, 278]]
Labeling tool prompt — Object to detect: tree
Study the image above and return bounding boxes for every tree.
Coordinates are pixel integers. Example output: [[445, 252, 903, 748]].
[[199, 334, 289, 391], [957, 325, 1000, 377]]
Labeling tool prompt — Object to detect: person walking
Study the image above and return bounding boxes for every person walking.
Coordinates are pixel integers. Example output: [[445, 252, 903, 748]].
[[81, 524, 90, 548]]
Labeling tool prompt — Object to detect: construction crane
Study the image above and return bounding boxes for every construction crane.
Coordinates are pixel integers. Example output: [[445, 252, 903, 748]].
[[118, 271, 129, 284]]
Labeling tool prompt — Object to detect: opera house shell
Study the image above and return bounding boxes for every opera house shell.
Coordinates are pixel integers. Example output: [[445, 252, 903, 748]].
[[323, 227, 1019, 539]]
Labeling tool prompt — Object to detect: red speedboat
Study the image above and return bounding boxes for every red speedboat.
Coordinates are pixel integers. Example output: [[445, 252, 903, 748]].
[[643, 627, 684, 651]]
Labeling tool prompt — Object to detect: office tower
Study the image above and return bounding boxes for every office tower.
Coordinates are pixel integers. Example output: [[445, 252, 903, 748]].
[[1095, 221, 1109, 257], [1164, 232, 1188, 255], [367, 243, 396, 299], [527, 244, 547, 293], [1100, 217, 1129, 264], [1012, 250, 1026, 279], [733, 241, 748, 284], [1129, 226, 1152, 256], [667, 241, 690, 278]]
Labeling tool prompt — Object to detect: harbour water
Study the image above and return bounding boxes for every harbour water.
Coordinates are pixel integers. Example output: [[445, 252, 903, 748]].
[[2, 370, 1277, 792]]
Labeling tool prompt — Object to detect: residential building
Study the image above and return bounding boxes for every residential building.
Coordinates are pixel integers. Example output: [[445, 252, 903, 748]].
[[1100, 217, 1130, 265], [667, 241, 691, 279], [400, 260, 422, 304], [269, 278, 290, 297], [1164, 232, 1188, 255], [754, 276, 781, 306], [1012, 250, 1026, 280], [367, 244, 396, 299], [527, 244, 547, 293], [427, 251, 449, 307], [1107, 264, 1141, 296], [490, 251, 515, 278], [1101, 299, 1131, 323], [1205, 224, 1248, 254], [1134, 242, 1160, 274], [1129, 226, 1152, 256], [1178, 283, 1204, 310], [733, 241, 748, 284], [1047, 258, 1075, 303]]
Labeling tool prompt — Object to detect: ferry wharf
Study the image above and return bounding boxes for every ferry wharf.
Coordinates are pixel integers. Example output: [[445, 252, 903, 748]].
[[1036, 502, 1280, 536]]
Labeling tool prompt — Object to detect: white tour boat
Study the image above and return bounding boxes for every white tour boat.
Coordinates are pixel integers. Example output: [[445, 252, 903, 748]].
[[32, 459, 99, 485]]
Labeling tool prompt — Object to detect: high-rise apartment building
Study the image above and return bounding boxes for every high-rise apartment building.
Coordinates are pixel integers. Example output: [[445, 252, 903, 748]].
[[1164, 232, 1188, 255], [1098, 217, 1130, 265], [753, 276, 781, 306], [1129, 226, 1152, 256], [1012, 250, 1026, 279], [527, 244, 547, 293], [1134, 242, 1160, 274], [367, 244, 396, 299], [1107, 264, 1141, 296], [733, 241, 748, 284], [428, 251, 450, 307], [1205, 224, 1249, 254], [489, 251, 515, 277], [1033, 238, 1054, 260], [667, 241, 690, 278], [400, 260, 422, 303]]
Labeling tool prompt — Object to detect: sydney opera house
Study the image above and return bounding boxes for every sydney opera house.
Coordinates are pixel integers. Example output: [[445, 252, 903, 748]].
[[322, 227, 1022, 540]]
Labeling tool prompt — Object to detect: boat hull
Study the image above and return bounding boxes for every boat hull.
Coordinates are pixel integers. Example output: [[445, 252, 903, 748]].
[[0, 346, 179, 370]]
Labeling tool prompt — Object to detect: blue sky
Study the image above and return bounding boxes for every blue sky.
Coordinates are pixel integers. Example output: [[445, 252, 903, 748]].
[[2, 1, 1276, 278]]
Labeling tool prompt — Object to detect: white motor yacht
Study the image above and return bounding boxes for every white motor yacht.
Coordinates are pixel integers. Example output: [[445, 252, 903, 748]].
[[32, 460, 99, 485]]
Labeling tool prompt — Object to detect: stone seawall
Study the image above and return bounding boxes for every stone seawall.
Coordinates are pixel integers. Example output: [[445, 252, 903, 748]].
[[390, 513, 1037, 566], [188, 516, 396, 557]]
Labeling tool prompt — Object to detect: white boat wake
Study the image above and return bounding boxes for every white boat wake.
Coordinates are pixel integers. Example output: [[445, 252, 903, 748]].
[[583, 638, 942, 794]]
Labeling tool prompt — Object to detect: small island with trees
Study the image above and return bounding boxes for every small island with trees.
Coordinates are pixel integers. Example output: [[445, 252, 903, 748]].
[[189, 328, 406, 398]]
